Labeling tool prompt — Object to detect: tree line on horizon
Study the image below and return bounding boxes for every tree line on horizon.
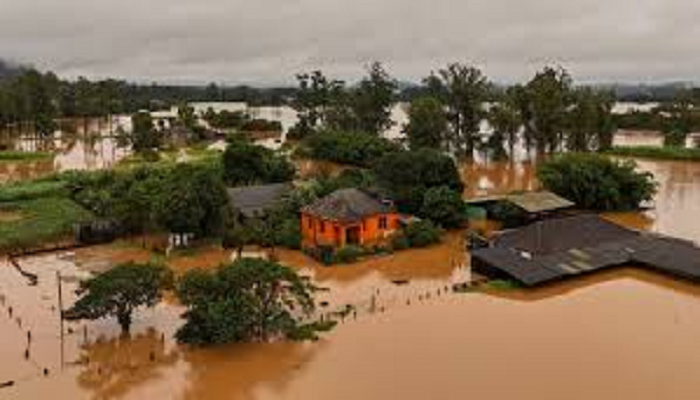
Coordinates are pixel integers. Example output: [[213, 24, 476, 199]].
[[0, 58, 699, 153]]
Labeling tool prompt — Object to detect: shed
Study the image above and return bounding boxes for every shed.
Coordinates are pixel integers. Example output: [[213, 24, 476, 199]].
[[227, 183, 293, 218]]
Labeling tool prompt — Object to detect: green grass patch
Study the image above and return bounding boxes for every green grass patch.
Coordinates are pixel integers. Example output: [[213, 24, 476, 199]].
[[0, 197, 94, 251], [0, 179, 68, 202], [607, 146, 700, 161], [484, 279, 522, 291], [0, 151, 53, 162]]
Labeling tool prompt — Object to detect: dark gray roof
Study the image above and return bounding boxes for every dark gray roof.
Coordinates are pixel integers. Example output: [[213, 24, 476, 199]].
[[472, 214, 700, 286], [302, 188, 394, 222], [227, 183, 293, 218]]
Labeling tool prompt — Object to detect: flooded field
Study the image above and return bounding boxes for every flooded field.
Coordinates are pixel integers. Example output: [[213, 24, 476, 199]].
[[2, 145, 700, 398]]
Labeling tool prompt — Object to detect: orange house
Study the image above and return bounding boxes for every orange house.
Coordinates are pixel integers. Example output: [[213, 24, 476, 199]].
[[301, 188, 400, 248]]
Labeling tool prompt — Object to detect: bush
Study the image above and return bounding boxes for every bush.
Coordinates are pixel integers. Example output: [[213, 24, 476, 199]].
[[403, 220, 442, 248], [274, 218, 302, 250], [391, 234, 411, 251], [333, 245, 365, 264], [537, 153, 657, 211], [301, 130, 399, 167]]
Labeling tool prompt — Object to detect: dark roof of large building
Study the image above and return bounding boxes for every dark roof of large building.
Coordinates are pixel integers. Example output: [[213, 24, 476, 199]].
[[302, 188, 395, 223], [472, 214, 700, 286], [227, 183, 293, 218]]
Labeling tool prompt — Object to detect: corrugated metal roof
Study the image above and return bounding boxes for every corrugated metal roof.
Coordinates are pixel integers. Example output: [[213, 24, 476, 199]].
[[472, 215, 700, 286], [505, 191, 575, 214], [227, 183, 293, 218]]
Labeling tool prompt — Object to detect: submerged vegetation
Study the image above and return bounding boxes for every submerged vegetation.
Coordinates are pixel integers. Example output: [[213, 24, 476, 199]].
[[176, 258, 328, 346], [65, 262, 173, 334], [538, 153, 657, 211]]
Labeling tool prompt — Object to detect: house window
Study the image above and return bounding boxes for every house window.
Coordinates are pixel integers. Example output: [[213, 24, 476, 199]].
[[308, 218, 314, 229], [379, 216, 388, 230], [320, 221, 326, 233]]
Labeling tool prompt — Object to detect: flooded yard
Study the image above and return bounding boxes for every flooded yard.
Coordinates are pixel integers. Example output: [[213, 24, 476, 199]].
[[2, 153, 700, 398]]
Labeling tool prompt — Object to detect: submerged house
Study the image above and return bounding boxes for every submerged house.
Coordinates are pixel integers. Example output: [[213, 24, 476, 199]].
[[301, 188, 400, 248], [227, 183, 293, 222], [472, 214, 700, 287]]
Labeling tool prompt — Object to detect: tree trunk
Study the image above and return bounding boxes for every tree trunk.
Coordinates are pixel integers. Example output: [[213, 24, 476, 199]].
[[117, 311, 132, 334]]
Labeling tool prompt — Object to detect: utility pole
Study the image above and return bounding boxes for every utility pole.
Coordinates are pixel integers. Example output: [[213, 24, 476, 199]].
[[56, 271, 64, 369]]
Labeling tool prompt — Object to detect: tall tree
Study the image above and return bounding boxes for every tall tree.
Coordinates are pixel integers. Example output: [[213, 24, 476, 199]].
[[292, 71, 345, 136], [426, 63, 491, 159], [349, 62, 397, 135], [524, 66, 573, 153], [404, 96, 448, 150], [487, 92, 522, 158]]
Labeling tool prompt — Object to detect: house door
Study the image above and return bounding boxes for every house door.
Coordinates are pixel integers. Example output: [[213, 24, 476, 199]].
[[346, 227, 361, 245]]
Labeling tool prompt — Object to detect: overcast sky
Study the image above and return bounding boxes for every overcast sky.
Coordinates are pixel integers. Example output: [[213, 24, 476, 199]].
[[1, 0, 699, 85]]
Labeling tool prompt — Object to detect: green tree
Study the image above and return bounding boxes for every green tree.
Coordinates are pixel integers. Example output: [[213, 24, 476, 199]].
[[404, 96, 448, 150], [292, 70, 345, 137], [223, 141, 295, 185], [419, 186, 466, 228], [524, 66, 573, 153], [537, 153, 657, 211], [177, 103, 197, 130], [349, 62, 397, 135], [301, 129, 399, 167], [373, 149, 464, 213], [154, 163, 228, 236], [426, 64, 491, 159], [488, 92, 522, 158], [65, 263, 173, 334], [176, 259, 326, 345], [131, 111, 162, 153]]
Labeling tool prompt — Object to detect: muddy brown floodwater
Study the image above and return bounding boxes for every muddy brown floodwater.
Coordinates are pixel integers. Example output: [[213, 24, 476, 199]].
[[3, 157, 700, 400]]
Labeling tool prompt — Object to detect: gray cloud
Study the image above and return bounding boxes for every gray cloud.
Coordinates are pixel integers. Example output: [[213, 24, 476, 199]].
[[1, 0, 698, 84]]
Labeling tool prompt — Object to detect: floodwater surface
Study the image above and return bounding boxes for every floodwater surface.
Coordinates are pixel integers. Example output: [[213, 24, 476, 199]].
[[3, 158, 700, 399]]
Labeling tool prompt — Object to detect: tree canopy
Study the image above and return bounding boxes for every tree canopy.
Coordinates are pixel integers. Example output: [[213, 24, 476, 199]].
[[65, 262, 173, 334], [537, 153, 657, 211], [176, 258, 329, 346], [373, 148, 464, 213]]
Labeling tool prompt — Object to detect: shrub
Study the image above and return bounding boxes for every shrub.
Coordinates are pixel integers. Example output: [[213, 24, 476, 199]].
[[391, 234, 411, 251], [333, 245, 365, 264], [403, 220, 442, 248], [537, 153, 657, 211]]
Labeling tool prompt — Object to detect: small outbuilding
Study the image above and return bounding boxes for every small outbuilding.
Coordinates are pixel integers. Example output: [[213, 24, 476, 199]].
[[227, 183, 293, 220]]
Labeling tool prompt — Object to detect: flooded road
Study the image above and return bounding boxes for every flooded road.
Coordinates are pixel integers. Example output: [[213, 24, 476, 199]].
[[3, 156, 700, 399]]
